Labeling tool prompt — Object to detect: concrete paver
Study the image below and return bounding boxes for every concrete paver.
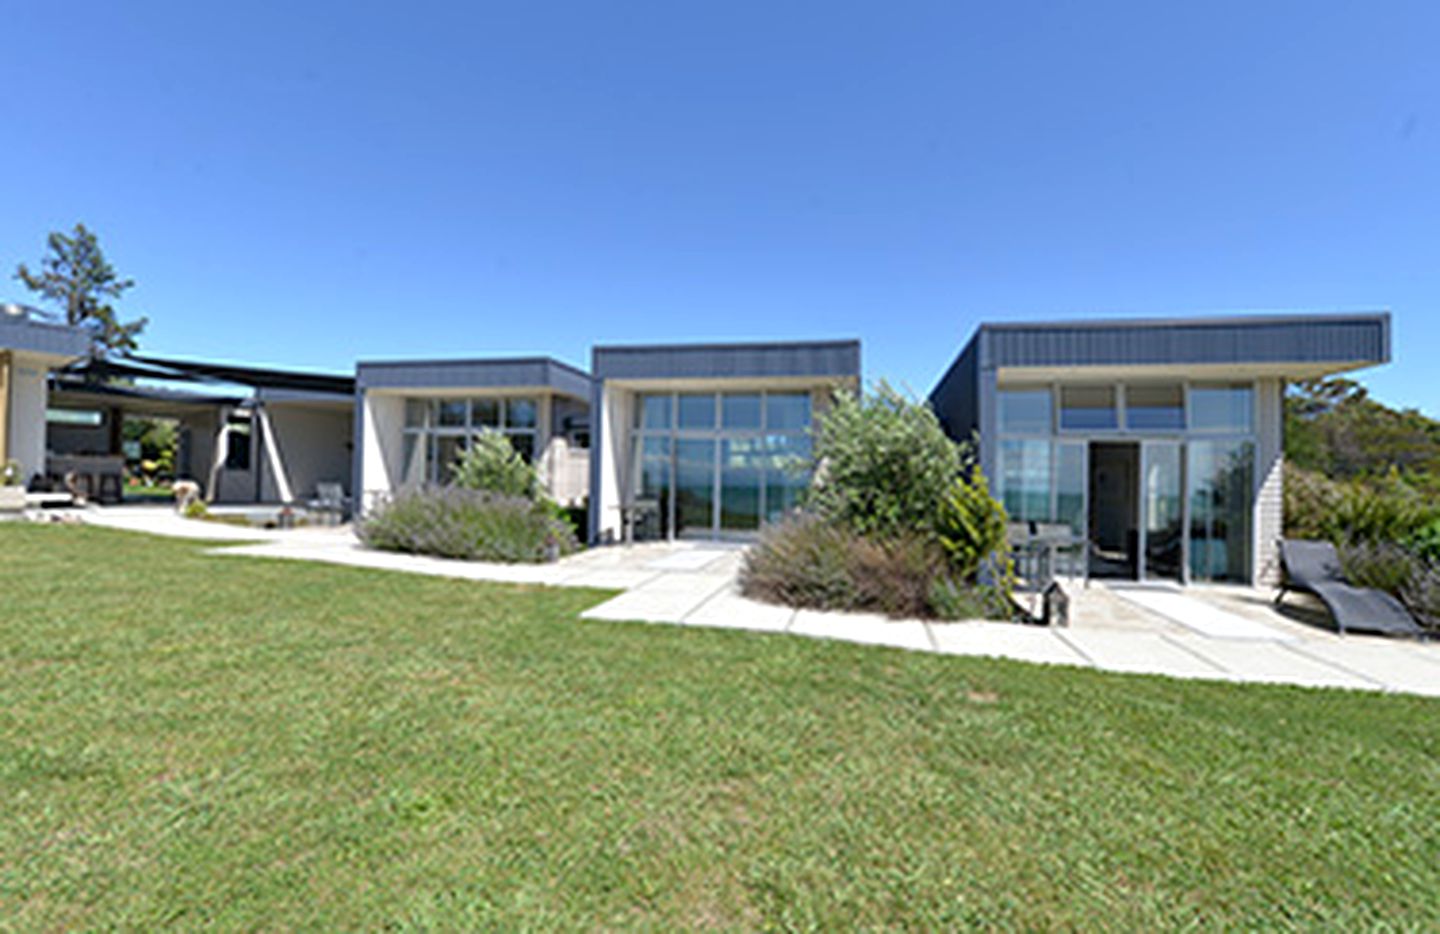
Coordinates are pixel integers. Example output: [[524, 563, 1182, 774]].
[[928, 621, 1089, 667], [789, 611, 932, 651], [1056, 630, 1227, 679], [1174, 637, 1379, 690], [680, 588, 796, 632], [1282, 639, 1440, 697]]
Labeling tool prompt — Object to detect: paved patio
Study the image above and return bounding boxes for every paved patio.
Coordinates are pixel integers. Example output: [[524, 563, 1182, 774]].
[[66, 505, 1440, 697]]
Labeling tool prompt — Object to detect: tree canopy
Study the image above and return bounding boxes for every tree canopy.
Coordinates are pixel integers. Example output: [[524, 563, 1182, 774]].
[[14, 223, 147, 356], [1285, 378, 1440, 491]]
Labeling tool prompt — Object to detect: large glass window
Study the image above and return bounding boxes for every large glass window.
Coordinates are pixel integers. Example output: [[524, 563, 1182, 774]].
[[1055, 442, 1086, 535], [47, 408, 105, 427], [999, 439, 1052, 524], [1144, 442, 1184, 581], [764, 433, 811, 523], [999, 389, 1052, 434], [631, 390, 814, 539], [1126, 384, 1184, 431], [400, 394, 543, 485], [1189, 384, 1253, 433], [1060, 385, 1118, 431], [720, 438, 764, 532], [1188, 439, 1254, 582], [721, 393, 762, 430], [436, 400, 467, 428], [472, 398, 500, 428], [766, 393, 811, 430], [677, 394, 716, 430], [638, 394, 672, 430]]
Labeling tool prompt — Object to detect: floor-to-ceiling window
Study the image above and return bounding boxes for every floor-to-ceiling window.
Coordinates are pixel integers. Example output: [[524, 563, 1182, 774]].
[[630, 390, 812, 539], [1185, 383, 1255, 582], [994, 380, 1257, 582], [400, 395, 541, 486]]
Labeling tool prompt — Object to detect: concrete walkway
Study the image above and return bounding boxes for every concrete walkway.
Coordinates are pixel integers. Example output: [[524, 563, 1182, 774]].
[[68, 506, 1440, 697]]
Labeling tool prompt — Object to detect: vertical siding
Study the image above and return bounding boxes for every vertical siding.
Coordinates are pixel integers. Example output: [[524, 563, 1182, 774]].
[[1255, 378, 1285, 585]]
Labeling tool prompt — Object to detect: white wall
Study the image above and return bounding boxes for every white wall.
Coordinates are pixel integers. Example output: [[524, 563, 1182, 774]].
[[177, 410, 219, 489], [9, 354, 51, 484], [1254, 377, 1285, 586], [360, 393, 406, 512], [259, 403, 354, 502], [593, 386, 633, 543]]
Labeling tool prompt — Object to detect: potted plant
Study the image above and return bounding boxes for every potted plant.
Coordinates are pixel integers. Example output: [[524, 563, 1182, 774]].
[[0, 460, 26, 512]]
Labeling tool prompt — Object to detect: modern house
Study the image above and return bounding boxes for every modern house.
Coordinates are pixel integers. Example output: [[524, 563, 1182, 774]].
[[7, 303, 1400, 577], [0, 304, 89, 484], [3, 303, 353, 505], [928, 312, 1391, 585], [354, 357, 594, 513], [52, 356, 355, 505], [587, 340, 861, 543]]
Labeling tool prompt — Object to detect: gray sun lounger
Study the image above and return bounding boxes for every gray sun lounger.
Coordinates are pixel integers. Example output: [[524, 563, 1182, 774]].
[[1276, 539, 1425, 638]]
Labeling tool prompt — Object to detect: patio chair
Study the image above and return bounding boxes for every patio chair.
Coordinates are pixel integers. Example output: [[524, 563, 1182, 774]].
[[307, 482, 350, 525], [1276, 539, 1425, 638]]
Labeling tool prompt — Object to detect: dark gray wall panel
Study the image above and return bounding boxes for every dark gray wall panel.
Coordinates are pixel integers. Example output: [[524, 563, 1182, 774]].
[[979, 314, 1389, 369], [0, 314, 89, 358], [926, 333, 980, 442], [357, 357, 592, 398], [593, 340, 860, 381]]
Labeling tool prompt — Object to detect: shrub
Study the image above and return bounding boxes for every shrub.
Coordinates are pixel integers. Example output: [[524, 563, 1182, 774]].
[[1285, 463, 1433, 545], [1400, 563, 1440, 631], [358, 487, 578, 563], [739, 514, 1008, 620], [183, 500, 209, 520], [1338, 541, 1420, 599], [935, 472, 1009, 583], [451, 431, 541, 500], [807, 381, 969, 541], [1404, 517, 1440, 564], [846, 533, 941, 618], [928, 576, 1011, 622], [738, 514, 859, 610]]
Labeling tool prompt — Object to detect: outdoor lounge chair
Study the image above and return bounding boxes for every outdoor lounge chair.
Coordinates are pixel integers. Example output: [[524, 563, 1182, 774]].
[[306, 482, 350, 525], [1276, 539, 1425, 638]]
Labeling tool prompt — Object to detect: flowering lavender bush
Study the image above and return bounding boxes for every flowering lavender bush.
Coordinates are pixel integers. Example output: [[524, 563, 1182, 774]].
[[357, 487, 578, 563]]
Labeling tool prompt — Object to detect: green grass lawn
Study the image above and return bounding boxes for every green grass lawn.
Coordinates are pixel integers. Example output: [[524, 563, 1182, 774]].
[[3, 524, 1438, 928]]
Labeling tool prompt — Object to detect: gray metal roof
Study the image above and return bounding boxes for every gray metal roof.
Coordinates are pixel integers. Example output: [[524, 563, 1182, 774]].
[[592, 339, 861, 382], [970, 312, 1390, 370], [356, 356, 592, 398], [0, 306, 89, 359]]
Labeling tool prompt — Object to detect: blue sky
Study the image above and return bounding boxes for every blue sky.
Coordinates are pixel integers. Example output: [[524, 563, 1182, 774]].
[[4, 2, 1437, 413]]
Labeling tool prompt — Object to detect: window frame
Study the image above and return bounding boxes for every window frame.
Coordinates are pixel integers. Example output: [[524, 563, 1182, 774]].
[[629, 389, 814, 539]]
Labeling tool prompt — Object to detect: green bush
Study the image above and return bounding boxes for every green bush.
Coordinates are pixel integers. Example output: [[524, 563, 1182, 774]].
[[1284, 463, 1433, 545], [1400, 564, 1440, 630], [807, 381, 969, 541], [2, 460, 22, 486], [358, 488, 578, 563], [1339, 540, 1440, 633], [739, 514, 1009, 620], [738, 514, 859, 610], [451, 431, 541, 500], [1338, 541, 1418, 596], [935, 472, 1009, 584], [1404, 517, 1440, 564], [928, 576, 1011, 622]]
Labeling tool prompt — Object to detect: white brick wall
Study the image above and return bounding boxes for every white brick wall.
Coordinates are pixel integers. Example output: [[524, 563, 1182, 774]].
[[1254, 377, 1285, 586]]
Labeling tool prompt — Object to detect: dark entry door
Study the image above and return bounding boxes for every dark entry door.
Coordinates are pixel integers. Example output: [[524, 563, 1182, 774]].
[[1088, 442, 1139, 578]]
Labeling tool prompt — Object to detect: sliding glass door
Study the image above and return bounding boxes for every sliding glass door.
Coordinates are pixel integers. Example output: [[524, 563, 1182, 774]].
[[674, 438, 717, 539], [1142, 442, 1184, 581], [1187, 440, 1254, 582]]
